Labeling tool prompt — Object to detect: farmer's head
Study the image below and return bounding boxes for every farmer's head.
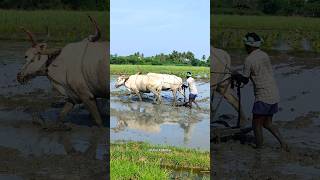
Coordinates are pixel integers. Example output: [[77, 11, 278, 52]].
[[243, 32, 263, 54], [186, 72, 192, 78]]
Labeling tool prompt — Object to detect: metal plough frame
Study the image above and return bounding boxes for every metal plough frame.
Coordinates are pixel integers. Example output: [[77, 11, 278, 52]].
[[211, 79, 252, 143]]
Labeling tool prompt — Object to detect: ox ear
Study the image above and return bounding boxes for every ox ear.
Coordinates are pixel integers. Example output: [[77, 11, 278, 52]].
[[122, 75, 129, 81], [38, 43, 48, 51], [40, 48, 61, 55], [136, 72, 142, 75]]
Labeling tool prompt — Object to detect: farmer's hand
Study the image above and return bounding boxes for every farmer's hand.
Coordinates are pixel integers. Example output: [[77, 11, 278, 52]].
[[182, 84, 188, 89], [231, 71, 240, 75], [231, 73, 249, 85]]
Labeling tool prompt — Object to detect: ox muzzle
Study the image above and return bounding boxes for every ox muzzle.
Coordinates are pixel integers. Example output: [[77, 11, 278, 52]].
[[17, 72, 35, 84]]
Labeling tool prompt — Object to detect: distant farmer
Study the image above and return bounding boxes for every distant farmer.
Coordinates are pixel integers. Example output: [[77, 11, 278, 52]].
[[231, 32, 289, 151], [182, 72, 200, 109]]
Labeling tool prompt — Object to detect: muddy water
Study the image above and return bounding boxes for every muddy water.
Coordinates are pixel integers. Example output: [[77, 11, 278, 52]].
[[110, 77, 210, 150], [212, 50, 320, 179], [0, 41, 107, 178]]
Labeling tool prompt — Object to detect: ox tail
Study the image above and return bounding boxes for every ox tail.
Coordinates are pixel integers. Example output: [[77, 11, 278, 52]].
[[178, 85, 185, 98]]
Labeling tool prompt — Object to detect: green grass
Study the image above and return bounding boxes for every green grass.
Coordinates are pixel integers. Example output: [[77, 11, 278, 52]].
[[0, 10, 109, 42], [212, 15, 320, 51], [110, 64, 209, 78], [213, 15, 320, 31], [111, 159, 169, 180], [110, 141, 210, 179]]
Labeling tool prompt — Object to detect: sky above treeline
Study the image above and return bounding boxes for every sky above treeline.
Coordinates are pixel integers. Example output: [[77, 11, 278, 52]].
[[111, 0, 210, 59]]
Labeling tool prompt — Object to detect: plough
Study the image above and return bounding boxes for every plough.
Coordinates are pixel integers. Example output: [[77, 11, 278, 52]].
[[212, 77, 252, 143]]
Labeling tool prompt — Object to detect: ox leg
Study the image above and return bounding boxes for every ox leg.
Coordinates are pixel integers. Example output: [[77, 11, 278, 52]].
[[40, 101, 74, 131], [157, 88, 162, 104], [150, 89, 161, 104], [134, 90, 142, 101], [139, 92, 144, 100], [218, 88, 246, 126], [83, 98, 103, 127], [59, 101, 74, 123], [172, 90, 177, 106]]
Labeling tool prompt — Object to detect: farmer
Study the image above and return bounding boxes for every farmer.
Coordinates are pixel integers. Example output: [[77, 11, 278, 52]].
[[231, 32, 289, 151], [182, 72, 200, 109]]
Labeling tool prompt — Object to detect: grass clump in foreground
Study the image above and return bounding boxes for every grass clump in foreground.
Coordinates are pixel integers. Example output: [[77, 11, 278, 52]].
[[110, 64, 209, 79], [212, 15, 320, 51], [111, 141, 210, 179], [0, 10, 108, 42]]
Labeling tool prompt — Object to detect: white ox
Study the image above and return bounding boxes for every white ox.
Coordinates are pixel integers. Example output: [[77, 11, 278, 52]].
[[115, 74, 162, 103], [17, 16, 107, 127], [211, 46, 246, 124], [146, 73, 184, 105]]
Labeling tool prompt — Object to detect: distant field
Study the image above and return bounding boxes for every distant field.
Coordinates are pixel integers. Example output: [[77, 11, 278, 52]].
[[111, 141, 210, 179], [212, 15, 320, 51], [213, 15, 320, 31], [0, 10, 108, 42], [110, 64, 209, 78]]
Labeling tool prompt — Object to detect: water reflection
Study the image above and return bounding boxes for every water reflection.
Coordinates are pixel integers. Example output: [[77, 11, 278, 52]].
[[111, 102, 202, 146]]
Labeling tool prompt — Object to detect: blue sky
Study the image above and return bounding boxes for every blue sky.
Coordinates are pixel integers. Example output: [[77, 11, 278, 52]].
[[110, 0, 209, 59]]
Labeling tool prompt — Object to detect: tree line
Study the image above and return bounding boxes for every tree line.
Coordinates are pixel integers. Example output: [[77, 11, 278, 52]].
[[0, 0, 108, 10], [111, 51, 209, 67], [213, 0, 320, 17]]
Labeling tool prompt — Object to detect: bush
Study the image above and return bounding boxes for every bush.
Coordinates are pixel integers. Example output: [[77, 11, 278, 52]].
[[111, 51, 209, 67]]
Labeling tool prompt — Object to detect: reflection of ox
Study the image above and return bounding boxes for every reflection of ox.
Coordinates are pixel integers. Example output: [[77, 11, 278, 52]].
[[111, 102, 199, 144], [17, 16, 108, 126], [147, 73, 184, 105], [211, 46, 246, 123], [115, 74, 162, 103]]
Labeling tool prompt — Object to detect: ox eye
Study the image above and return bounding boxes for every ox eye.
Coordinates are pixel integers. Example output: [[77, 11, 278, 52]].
[[25, 56, 28, 59]]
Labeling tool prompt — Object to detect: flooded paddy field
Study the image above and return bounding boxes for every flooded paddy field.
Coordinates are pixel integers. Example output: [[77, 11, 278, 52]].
[[110, 76, 210, 150], [110, 74, 210, 178], [212, 50, 320, 179], [0, 41, 107, 179]]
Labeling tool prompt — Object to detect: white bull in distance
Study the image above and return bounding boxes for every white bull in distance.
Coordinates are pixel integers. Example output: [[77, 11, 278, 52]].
[[115, 73, 185, 104], [211, 46, 246, 124], [115, 73, 162, 103], [147, 73, 184, 105], [17, 15, 108, 127]]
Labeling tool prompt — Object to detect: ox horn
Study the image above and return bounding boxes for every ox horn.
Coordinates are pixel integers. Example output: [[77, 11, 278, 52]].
[[20, 26, 37, 47], [87, 15, 101, 42], [40, 48, 61, 55]]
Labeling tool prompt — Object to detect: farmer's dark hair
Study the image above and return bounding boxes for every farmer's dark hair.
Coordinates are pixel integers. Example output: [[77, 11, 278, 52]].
[[245, 32, 261, 41]]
